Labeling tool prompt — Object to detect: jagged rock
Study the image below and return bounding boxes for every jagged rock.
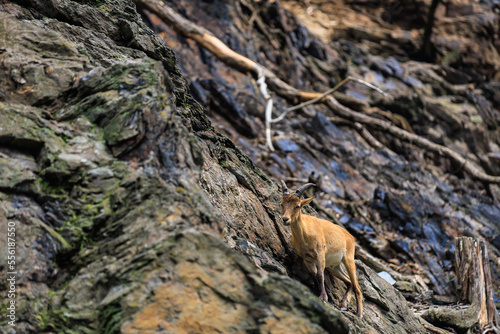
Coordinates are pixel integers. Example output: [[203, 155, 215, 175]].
[[120, 231, 349, 334], [345, 262, 427, 334]]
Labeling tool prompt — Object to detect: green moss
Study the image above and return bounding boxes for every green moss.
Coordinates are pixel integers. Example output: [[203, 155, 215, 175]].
[[34, 218, 72, 249], [98, 300, 122, 334], [441, 50, 461, 66], [57, 213, 90, 245], [102, 110, 134, 145], [36, 290, 69, 333], [79, 231, 96, 249], [38, 179, 69, 197], [50, 164, 127, 250], [77, 47, 89, 56], [40, 159, 73, 179], [110, 161, 129, 178], [176, 187, 187, 194]]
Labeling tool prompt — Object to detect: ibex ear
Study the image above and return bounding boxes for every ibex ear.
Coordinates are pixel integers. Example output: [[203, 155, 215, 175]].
[[300, 197, 315, 208]]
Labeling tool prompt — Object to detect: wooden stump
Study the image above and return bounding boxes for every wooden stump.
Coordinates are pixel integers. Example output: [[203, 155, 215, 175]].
[[455, 237, 499, 330], [422, 237, 499, 332]]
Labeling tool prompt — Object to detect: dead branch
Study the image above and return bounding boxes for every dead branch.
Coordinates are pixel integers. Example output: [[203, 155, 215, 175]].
[[417, 316, 454, 334], [255, 66, 275, 151], [269, 76, 386, 151], [325, 97, 500, 183], [367, 107, 415, 134], [276, 76, 386, 117], [272, 76, 386, 123], [133, 0, 500, 184], [132, 0, 311, 101], [483, 327, 500, 334], [328, 116, 391, 152]]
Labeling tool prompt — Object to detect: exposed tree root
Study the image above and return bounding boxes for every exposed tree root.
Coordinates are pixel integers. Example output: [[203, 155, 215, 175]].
[[325, 97, 500, 183], [132, 0, 309, 101], [270, 77, 386, 151], [133, 0, 500, 184], [417, 316, 454, 334], [328, 116, 391, 152], [367, 107, 415, 134]]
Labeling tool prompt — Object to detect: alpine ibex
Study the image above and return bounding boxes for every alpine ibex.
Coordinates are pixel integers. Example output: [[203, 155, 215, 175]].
[[281, 180, 363, 317]]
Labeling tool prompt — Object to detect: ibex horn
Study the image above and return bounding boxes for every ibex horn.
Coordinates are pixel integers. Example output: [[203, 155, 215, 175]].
[[281, 180, 290, 195], [295, 183, 316, 198]]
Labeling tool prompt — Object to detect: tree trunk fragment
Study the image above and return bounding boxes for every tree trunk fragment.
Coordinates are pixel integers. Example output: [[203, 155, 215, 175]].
[[422, 237, 499, 332]]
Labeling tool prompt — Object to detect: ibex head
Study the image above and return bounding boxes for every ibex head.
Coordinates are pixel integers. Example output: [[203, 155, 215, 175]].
[[280, 180, 315, 225]]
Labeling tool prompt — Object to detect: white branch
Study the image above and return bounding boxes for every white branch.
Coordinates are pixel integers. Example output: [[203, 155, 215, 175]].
[[258, 75, 387, 151], [255, 65, 275, 151]]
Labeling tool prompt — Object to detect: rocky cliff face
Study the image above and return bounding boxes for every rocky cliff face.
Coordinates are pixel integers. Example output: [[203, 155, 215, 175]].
[[0, 0, 499, 333]]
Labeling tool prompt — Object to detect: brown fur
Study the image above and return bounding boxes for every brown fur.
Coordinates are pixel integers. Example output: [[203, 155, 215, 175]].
[[282, 193, 363, 317]]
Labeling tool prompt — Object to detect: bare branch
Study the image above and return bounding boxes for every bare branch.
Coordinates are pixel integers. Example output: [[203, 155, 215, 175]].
[[326, 96, 500, 183], [272, 76, 386, 123], [254, 65, 276, 151], [135, 0, 500, 184]]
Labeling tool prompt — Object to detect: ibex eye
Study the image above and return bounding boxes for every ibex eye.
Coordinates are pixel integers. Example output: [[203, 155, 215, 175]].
[[295, 205, 300, 209]]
